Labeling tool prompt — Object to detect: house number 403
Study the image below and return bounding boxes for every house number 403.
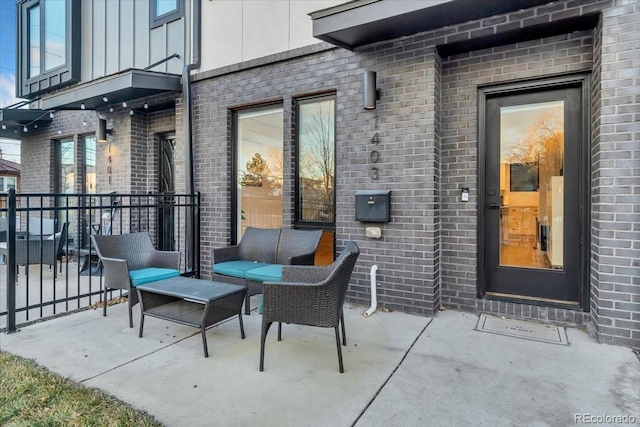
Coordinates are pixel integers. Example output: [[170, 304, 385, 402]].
[[370, 133, 379, 180]]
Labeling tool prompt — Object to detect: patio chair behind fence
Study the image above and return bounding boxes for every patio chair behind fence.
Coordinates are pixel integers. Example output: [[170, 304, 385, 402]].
[[0, 190, 200, 333]]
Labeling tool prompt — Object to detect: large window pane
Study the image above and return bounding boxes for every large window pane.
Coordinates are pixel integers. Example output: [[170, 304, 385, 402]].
[[58, 139, 74, 194], [28, 5, 40, 78], [57, 139, 76, 244], [499, 101, 564, 270], [155, 0, 178, 17], [236, 107, 283, 239], [84, 135, 96, 194], [44, 0, 66, 71], [297, 97, 335, 223]]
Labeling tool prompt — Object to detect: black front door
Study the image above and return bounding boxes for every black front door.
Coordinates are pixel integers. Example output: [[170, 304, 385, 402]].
[[158, 134, 175, 251], [483, 86, 584, 303]]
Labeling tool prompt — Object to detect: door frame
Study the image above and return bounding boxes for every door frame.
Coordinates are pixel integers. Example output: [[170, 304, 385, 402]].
[[477, 73, 591, 311]]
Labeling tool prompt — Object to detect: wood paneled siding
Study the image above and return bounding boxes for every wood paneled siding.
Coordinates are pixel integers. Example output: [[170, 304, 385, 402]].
[[79, 0, 188, 83]]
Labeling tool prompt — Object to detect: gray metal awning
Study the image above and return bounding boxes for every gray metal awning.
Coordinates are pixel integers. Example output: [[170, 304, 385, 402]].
[[40, 69, 182, 111], [310, 0, 556, 51], [0, 108, 52, 139]]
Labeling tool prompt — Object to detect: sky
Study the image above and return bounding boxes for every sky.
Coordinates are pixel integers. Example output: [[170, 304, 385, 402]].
[[0, 0, 22, 164]]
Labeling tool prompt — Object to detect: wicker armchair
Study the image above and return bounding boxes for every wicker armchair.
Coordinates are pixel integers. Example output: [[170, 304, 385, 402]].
[[91, 232, 181, 328], [259, 241, 360, 373], [15, 222, 68, 275]]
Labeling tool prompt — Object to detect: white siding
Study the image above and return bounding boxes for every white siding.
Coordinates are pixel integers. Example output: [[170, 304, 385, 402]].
[[199, 0, 345, 72]]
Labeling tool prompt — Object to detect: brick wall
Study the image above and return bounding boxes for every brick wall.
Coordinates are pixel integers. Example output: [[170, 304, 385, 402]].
[[589, 0, 640, 347], [188, 0, 640, 342], [21, 110, 97, 196], [191, 40, 446, 314], [440, 30, 594, 326]]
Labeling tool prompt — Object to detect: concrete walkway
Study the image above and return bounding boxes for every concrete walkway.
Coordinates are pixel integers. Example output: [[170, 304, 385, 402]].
[[1, 304, 638, 426]]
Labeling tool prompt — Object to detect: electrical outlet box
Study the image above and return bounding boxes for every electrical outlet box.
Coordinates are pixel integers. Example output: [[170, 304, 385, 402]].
[[366, 226, 382, 239]]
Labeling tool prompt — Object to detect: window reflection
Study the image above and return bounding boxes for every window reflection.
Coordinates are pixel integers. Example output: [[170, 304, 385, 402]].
[[28, 6, 40, 78], [297, 98, 335, 223], [155, 0, 178, 17], [499, 101, 564, 270], [44, 0, 66, 71], [57, 139, 76, 245], [236, 108, 284, 238]]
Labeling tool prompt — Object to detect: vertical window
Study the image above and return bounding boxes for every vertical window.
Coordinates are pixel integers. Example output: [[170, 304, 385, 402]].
[[18, 0, 80, 98], [56, 138, 76, 244], [83, 135, 96, 194], [234, 106, 284, 241], [44, 0, 66, 71], [6, 177, 16, 191], [28, 5, 40, 78], [156, 0, 177, 16], [295, 95, 336, 265], [150, 0, 183, 28], [57, 139, 75, 194], [27, 0, 66, 78]]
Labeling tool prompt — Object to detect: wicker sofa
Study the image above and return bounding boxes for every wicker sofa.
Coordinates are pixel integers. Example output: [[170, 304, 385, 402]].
[[212, 227, 323, 314]]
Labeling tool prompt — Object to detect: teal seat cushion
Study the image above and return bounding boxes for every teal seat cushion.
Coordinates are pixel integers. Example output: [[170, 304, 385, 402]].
[[129, 268, 180, 286], [213, 260, 271, 279], [245, 264, 283, 283]]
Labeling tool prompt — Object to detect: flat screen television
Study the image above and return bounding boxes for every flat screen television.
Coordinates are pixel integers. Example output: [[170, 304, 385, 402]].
[[510, 162, 539, 192]]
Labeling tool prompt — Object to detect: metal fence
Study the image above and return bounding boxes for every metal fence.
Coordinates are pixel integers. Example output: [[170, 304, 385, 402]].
[[0, 190, 200, 332]]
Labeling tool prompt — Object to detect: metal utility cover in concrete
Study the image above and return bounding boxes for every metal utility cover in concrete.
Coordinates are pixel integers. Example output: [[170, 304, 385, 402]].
[[475, 314, 569, 345]]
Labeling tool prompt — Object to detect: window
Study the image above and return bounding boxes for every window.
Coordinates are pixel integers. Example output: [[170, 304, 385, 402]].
[[83, 135, 97, 194], [17, 0, 80, 98], [233, 106, 284, 242], [0, 177, 17, 192], [27, 0, 65, 78], [295, 95, 336, 265], [150, 0, 184, 28], [56, 138, 76, 243]]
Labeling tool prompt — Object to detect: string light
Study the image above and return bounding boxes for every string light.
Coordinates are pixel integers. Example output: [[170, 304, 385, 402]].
[[23, 126, 28, 132], [130, 109, 134, 116], [34, 124, 38, 128], [103, 96, 109, 102], [144, 102, 149, 109], [57, 130, 62, 135], [80, 103, 86, 110], [109, 106, 114, 113], [49, 111, 54, 118], [122, 101, 127, 107], [1, 124, 5, 130], [83, 120, 87, 126]]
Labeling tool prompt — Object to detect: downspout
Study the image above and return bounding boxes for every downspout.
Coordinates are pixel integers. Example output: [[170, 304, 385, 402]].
[[183, 0, 201, 273], [363, 264, 378, 318]]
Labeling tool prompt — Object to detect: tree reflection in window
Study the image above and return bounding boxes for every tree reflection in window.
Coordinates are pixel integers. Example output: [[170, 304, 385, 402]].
[[298, 97, 335, 223]]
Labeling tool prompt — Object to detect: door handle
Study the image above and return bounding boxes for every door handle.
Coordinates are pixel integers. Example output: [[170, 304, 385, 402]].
[[488, 203, 501, 209]]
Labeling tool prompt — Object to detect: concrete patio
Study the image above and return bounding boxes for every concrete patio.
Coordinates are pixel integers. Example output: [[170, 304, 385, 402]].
[[0, 260, 106, 329], [1, 298, 638, 426]]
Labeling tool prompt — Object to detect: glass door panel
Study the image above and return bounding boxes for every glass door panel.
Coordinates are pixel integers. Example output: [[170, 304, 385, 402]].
[[499, 101, 564, 270]]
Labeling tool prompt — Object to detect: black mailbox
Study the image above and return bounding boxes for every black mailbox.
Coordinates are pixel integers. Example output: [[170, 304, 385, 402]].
[[355, 190, 391, 222]]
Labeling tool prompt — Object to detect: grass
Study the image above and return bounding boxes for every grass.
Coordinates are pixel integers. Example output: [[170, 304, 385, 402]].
[[0, 351, 162, 427]]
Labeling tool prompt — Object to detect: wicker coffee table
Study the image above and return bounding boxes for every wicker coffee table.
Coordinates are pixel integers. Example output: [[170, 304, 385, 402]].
[[136, 277, 247, 357]]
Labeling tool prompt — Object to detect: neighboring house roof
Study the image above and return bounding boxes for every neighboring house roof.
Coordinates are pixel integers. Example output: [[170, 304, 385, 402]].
[[0, 158, 21, 174]]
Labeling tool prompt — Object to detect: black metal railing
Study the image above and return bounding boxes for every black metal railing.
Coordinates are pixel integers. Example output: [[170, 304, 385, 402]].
[[0, 189, 200, 333]]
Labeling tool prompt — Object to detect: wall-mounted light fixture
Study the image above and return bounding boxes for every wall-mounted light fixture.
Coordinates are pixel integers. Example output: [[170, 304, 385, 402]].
[[97, 118, 113, 143], [364, 70, 380, 110]]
